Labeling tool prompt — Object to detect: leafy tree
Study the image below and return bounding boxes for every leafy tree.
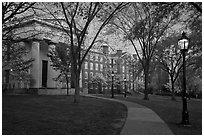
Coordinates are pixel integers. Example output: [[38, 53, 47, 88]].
[[107, 2, 183, 100], [48, 42, 71, 95], [41, 2, 129, 102], [89, 73, 107, 93], [155, 14, 201, 99], [185, 16, 202, 97], [189, 2, 202, 13], [155, 35, 183, 100], [2, 2, 36, 92]]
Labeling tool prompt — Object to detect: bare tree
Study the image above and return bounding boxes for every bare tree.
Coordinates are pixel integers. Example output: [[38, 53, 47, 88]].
[[41, 2, 129, 102]]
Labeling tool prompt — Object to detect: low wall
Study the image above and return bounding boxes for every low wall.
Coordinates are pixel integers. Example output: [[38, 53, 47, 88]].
[[38, 88, 68, 95], [4, 88, 88, 95]]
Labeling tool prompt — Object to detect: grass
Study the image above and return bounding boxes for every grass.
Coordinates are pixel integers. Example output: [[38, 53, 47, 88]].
[[97, 93, 202, 135], [2, 95, 127, 135]]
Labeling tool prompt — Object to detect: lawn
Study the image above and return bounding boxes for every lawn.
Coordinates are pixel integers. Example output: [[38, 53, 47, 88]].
[[97, 93, 202, 135], [2, 95, 127, 135]]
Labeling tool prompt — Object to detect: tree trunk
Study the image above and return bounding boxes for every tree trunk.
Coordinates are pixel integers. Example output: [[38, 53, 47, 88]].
[[73, 70, 80, 103], [144, 63, 149, 100], [171, 78, 176, 101], [4, 69, 10, 93], [4, 43, 11, 93], [66, 75, 69, 96]]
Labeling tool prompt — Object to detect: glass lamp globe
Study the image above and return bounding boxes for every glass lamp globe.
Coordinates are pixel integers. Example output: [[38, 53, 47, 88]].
[[178, 32, 189, 51]]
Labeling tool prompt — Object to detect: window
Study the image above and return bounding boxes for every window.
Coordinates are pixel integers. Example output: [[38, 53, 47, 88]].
[[95, 63, 98, 71], [113, 59, 116, 64], [98, 56, 100, 62], [126, 67, 128, 72], [114, 85, 117, 89], [100, 57, 103, 62], [90, 83, 93, 89], [85, 62, 88, 69], [86, 55, 90, 61], [90, 72, 93, 78], [100, 64, 103, 71], [109, 59, 112, 64], [95, 55, 98, 61], [122, 66, 125, 72], [84, 71, 88, 79], [121, 59, 124, 64], [84, 82, 88, 88], [90, 54, 93, 61], [90, 62, 93, 70]]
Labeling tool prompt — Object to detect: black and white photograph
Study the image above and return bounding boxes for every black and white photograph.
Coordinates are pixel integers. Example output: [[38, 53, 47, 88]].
[[2, 1, 202, 135]]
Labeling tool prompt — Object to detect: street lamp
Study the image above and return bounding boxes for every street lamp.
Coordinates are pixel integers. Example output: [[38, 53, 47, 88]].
[[178, 31, 190, 126], [124, 77, 127, 97], [111, 71, 114, 98]]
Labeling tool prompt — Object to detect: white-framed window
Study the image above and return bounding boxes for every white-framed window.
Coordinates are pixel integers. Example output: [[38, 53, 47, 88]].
[[90, 83, 93, 89], [100, 57, 103, 62], [85, 62, 88, 69], [90, 62, 93, 70], [90, 72, 93, 78], [90, 54, 93, 61], [131, 83, 133, 89], [95, 55, 98, 61], [122, 66, 125, 72], [84, 71, 88, 79], [109, 59, 112, 64], [95, 63, 98, 71], [84, 82, 88, 88], [100, 64, 103, 71]]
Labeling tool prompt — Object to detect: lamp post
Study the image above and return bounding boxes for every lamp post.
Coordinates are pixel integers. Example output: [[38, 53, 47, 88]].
[[124, 77, 127, 97], [178, 31, 190, 126], [111, 71, 114, 98], [111, 58, 114, 98]]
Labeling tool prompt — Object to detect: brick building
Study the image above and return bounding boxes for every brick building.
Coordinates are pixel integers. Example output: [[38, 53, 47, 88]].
[[81, 45, 134, 94], [2, 15, 135, 95]]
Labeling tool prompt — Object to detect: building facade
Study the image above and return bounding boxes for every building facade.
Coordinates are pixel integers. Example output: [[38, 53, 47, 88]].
[[2, 15, 135, 95]]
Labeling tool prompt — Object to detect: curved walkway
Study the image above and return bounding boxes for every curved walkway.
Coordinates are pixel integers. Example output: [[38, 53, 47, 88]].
[[84, 95, 173, 135]]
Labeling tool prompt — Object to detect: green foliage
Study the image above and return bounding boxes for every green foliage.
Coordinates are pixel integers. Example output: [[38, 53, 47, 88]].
[[2, 40, 34, 82], [90, 73, 107, 85], [48, 42, 71, 79]]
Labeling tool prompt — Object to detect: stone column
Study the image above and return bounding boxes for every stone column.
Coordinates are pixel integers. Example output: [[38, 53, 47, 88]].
[[31, 41, 40, 88]]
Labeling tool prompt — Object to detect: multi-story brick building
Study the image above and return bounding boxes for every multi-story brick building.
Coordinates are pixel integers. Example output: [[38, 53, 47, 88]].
[[82, 45, 134, 94], [2, 15, 135, 95]]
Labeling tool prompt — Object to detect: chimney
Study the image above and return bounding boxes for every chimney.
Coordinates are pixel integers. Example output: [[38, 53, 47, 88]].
[[116, 50, 122, 57], [102, 44, 109, 55]]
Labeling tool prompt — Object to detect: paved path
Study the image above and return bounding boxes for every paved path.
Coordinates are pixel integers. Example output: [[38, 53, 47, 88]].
[[84, 95, 174, 135]]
